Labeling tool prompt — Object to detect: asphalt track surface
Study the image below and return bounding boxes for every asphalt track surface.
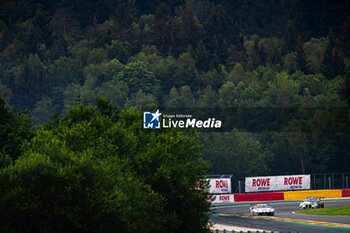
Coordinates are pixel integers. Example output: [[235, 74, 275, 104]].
[[210, 199, 350, 232]]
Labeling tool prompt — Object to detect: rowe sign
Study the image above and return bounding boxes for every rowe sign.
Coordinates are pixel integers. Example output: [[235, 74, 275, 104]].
[[208, 178, 232, 194], [245, 174, 310, 192]]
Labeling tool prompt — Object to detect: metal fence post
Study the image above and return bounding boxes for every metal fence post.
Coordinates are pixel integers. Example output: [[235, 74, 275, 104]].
[[346, 176, 348, 189], [238, 180, 241, 193], [329, 177, 331, 189], [324, 174, 326, 189]]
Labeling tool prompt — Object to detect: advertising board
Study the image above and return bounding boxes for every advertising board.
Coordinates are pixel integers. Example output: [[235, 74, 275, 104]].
[[211, 194, 234, 203], [209, 178, 231, 194], [245, 174, 310, 192]]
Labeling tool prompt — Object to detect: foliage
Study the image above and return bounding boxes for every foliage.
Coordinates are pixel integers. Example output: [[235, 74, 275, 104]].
[[0, 0, 349, 213], [0, 100, 211, 233], [117, 61, 160, 95], [0, 96, 33, 162], [201, 130, 272, 180]]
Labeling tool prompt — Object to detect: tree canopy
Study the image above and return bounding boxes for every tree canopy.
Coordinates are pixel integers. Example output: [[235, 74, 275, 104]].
[[0, 97, 211, 233], [0, 1, 350, 230]]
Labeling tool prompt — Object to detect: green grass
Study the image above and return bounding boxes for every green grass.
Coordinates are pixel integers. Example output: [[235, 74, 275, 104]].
[[297, 207, 350, 216]]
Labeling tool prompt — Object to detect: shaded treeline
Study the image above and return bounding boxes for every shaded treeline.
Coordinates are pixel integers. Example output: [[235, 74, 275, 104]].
[[0, 0, 349, 179]]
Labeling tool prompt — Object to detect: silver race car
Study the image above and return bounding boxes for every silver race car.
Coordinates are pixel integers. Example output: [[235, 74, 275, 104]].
[[249, 203, 275, 216]]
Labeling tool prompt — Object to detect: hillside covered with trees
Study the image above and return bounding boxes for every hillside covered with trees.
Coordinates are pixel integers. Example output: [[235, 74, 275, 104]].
[[0, 2, 350, 229]]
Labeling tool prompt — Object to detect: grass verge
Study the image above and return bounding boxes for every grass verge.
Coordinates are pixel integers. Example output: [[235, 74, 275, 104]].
[[297, 206, 350, 216]]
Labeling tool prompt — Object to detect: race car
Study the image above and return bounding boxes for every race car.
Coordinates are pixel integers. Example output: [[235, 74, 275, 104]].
[[249, 203, 275, 216], [299, 197, 324, 209]]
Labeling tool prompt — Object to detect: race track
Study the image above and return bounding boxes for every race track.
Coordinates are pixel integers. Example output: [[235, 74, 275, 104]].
[[210, 199, 350, 232]]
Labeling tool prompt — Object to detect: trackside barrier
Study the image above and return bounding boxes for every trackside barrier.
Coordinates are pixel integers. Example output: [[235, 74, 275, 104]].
[[209, 189, 350, 203], [234, 192, 284, 202], [342, 189, 350, 197], [284, 189, 342, 200], [213, 230, 287, 233]]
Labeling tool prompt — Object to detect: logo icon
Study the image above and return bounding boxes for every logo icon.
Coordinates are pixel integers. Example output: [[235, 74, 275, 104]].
[[143, 110, 161, 129]]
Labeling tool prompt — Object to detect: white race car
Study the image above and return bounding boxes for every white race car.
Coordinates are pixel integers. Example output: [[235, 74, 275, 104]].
[[299, 197, 324, 209], [249, 203, 275, 216]]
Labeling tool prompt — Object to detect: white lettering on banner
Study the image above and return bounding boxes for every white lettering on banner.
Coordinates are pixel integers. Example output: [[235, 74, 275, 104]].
[[211, 194, 234, 203], [163, 118, 222, 128], [245, 174, 310, 192], [208, 178, 231, 193]]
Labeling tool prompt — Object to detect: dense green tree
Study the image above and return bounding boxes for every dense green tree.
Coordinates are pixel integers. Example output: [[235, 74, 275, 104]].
[[48, 56, 83, 88], [227, 63, 245, 84], [62, 84, 96, 113], [117, 61, 160, 95], [0, 100, 211, 233], [198, 68, 225, 90], [106, 40, 132, 64], [303, 38, 328, 74], [50, 7, 81, 45], [203, 4, 243, 69], [259, 37, 284, 66], [202, 130, 272, 181], [177, 0, 203, 47], [197, 85, 218, 107], [284, 121, 309, 174], [218, 81, 237, 107], [97, 79, 129, 108], [172, 52, 198, 88], [0, 81, 13, 103], [0, 136, 165, 233], [128, 90, 158, 108], [111, 0, 138, 41], [165, 86, 195, 108], [258, 131, 299, 175], [321, 36, 345, 79], [87, 47, 108, 64], [69, 40, 90, 66], [194, 39, 210, 72], [31, 96, 57, 125], [244, 35, 264, 69], [151, 1, 192, 57], [283, 52, 298, 74], [128, 46, 171, 90], [0, 96, 33, 162], [3, 54, 49, 108], [262, 72, 301, 107]]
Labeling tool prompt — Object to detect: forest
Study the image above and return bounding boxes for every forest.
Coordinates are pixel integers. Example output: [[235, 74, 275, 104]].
[[0, 0, 350, 231], [1, 0, 350, 176]]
